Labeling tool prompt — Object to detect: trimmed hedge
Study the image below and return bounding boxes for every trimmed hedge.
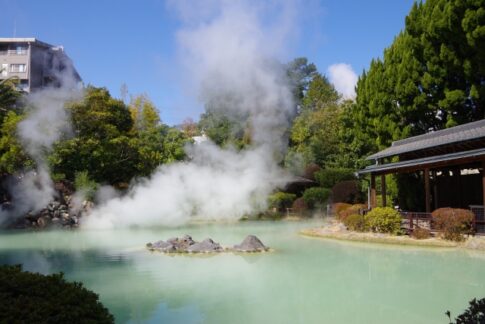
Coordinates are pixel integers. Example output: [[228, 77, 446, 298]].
[[268, 192, 297, 211], [412, 227, 431, 240], [338, 203, 367, 220], [343, 214, 366, 232], [0, 264, 114, 323], [432, 208, 474, 241], [364, 207, 402, 235], [331, 180, 363, 204], [292, 197, 308, 212], [302, 187, 331, 209], [333, 203, 352, 216]]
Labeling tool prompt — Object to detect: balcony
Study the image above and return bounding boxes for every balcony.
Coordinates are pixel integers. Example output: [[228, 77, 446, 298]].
[[0, 49, 28, 56]]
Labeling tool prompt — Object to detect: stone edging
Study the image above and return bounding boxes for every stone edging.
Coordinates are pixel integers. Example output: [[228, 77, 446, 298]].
[[298, 227, 480, 249]]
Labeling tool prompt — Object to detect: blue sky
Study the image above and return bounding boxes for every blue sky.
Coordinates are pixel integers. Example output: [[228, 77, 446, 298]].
[[1, 0, 415, 125]]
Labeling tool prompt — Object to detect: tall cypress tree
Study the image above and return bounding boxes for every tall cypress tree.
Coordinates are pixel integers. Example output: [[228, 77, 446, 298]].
[[352, 0, 485, 151]]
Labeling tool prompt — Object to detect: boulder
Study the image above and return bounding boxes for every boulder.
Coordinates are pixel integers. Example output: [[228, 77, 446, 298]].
[[233, 235, 268, 252], [187, 238, 223, 253], [149, 240, 177, 252], [37, 216, 51, 228]]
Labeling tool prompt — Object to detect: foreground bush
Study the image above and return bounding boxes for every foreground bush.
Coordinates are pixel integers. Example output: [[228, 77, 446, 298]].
[[412, 227, 431, 240], [431, 208, 474, 241], [302, 187, 331, 209], [343, 214, 366, 232], [365, 207, 402, 235], [0, 264, 114, 323], [268, 192, 297, 211], [447, 297, 485, 324]]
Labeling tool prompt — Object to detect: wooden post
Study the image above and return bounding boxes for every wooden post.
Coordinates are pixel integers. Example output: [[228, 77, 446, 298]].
[[370, 174, 377, 209], [381, 174, 387, 207], [424, 168, 431, 213], [432, 170, 438, 210], [482, 161, 485, 207]]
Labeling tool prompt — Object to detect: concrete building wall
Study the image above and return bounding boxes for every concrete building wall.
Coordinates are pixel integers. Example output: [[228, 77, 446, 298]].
[[0, 38, 81, 92]]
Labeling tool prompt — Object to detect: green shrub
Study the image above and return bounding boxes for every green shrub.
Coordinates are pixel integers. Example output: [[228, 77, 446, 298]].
[[302, 187, 331, 209], [365, 207, 402, 235], [431, 208, 474, 241], [343, 214, 367, 232], [268, 192, 297, 211], [0, 264, 114, 323], [314, 168, 355, 188], [412, 227, 431, 240], [74, 171, 98, 201]]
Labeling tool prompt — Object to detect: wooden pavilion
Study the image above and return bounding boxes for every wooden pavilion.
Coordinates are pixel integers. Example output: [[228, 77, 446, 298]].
[[358, 119, 485, 232]]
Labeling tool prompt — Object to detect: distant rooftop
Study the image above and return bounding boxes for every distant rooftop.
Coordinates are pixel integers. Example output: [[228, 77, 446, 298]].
[[367, 119, 485, 160], [0, 38, 56, 49]]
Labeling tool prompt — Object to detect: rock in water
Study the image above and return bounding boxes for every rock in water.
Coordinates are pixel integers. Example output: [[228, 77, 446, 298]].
[[147, 235, 269, 253], [187, 238, 223, 253], [233, 235, 268, 252], [148, 240, 176, 253]]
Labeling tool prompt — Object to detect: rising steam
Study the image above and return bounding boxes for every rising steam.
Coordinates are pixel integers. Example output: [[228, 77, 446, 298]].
[[0, 77, 81, 226], [82, 0, 298, 228]]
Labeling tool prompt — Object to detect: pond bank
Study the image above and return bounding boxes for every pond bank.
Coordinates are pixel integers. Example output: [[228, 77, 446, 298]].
[[300, 221, 485, 251]]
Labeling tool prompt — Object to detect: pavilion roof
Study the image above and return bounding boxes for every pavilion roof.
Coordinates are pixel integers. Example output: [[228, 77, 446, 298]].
[[367, 119, 485, 161]]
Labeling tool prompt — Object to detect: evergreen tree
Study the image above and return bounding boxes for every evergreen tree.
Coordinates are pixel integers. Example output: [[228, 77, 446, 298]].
[[352, 0, 485, 152]]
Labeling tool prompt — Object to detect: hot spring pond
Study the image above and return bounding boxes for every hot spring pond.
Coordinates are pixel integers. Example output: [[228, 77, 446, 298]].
[[1, 220, 484, 323]]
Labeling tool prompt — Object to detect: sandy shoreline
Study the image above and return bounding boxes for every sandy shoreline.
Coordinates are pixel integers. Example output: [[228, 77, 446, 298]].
[[300, 223, 485, 251]]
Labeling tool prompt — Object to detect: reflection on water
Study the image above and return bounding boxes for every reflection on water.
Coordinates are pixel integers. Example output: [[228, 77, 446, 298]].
[[1, 221, 485, 324]]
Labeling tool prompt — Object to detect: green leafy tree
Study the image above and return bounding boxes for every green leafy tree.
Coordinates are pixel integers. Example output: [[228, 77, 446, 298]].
[[0, 79, 22, 124], [287, 73, 343, 168], [49, 87, 139, 184], [0, 111, 32, 174], [286, 57, 318, 107], [352, 0, 485, 152], [198, 109, 247, 148], [301, 74, 340, 111], [50, 88, 189, 184], [129, 94, 160, 131]]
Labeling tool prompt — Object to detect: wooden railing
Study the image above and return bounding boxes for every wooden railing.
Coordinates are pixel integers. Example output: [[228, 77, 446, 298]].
[[470, 205, 485, 233], [400, 211, 433, 233], [400, 207, 485, 234]]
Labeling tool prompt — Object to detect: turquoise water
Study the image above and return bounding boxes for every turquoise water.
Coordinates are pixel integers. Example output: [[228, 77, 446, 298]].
[[0, 220, 484, 323]]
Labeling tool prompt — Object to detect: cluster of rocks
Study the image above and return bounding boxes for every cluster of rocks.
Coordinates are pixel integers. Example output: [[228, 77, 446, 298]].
[[146, 235, 269, 254], [5, 197, 94, 230]]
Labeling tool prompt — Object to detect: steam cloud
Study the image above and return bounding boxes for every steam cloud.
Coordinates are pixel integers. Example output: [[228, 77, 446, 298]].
[[0, 76, 81, 226], [83, 0, 297, 228], [328, 63, 358, 100]]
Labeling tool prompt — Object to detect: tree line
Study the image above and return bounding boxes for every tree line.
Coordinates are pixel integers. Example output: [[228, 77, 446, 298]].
[[0, 83, 190, 188], [0, 0, 483, 209]]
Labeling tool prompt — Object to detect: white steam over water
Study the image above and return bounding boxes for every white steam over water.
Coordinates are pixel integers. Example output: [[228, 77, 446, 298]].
[[0, 85, 81, 225], [83, 1, 297, 228]]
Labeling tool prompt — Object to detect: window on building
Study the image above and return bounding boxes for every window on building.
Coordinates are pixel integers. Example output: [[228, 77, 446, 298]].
[[16, 46, 27, 55], [1, 64, 7, 77], [10, 64, 27, 73]]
